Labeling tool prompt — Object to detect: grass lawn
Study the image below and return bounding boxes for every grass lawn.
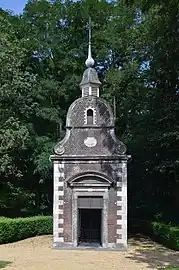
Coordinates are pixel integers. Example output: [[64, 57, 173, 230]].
[[0, 261, 11, 269], [164, 267, 179, 270]]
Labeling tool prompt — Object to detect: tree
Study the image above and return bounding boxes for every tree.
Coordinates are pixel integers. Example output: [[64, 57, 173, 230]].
[[104, 0, 179, 221], [0, 0, 178, 223]]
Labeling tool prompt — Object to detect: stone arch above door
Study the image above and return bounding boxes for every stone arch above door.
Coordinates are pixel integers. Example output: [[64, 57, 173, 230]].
[[67, 171, 114, 188]]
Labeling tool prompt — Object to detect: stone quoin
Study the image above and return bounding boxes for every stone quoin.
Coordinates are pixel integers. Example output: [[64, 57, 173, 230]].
[[50, 19, 131, 250]]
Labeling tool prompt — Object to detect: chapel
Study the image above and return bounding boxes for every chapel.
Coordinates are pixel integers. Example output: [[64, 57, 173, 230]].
[[50, 24, 130, 249]]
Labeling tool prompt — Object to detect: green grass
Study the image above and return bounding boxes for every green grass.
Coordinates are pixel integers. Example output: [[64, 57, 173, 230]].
[[164, 266, 179, 270], [0, 261, 11, 269]]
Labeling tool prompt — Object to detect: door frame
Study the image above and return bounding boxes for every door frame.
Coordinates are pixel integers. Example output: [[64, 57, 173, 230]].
[[72, 189, 108, 248]]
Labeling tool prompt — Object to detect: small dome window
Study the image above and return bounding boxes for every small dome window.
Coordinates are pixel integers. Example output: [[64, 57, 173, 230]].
[[87, 109, 93, 125]]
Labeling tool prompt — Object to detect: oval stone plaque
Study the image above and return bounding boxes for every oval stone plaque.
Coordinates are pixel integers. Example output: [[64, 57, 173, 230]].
[[84, 137, 97, 148]]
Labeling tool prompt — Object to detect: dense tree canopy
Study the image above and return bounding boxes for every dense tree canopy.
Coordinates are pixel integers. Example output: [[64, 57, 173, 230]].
[[0, 0, 178, 223]]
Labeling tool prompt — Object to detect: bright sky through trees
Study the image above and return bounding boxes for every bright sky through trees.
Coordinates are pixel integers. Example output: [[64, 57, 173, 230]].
[[0, 0, 27, 14]]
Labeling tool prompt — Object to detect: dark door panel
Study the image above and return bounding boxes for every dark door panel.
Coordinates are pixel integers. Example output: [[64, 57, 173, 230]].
[[78, 209, 102, 244], [78, 196, 103, 209]]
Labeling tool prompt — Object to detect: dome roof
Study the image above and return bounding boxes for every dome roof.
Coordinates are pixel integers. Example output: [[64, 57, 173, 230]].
[[80, 67, 101, 87]]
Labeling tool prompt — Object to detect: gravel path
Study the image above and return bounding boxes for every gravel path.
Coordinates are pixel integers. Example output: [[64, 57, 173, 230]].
[[0, 235, 178, 270]]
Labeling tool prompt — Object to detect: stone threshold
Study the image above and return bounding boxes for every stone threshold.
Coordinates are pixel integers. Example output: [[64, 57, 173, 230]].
[[53, 243, 127, 252]]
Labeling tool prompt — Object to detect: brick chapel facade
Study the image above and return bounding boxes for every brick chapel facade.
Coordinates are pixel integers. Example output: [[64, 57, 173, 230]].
[[50, 30, 130, 250]]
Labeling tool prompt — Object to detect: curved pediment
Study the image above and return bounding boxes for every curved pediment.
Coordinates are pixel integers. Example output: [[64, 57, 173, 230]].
[[67, 171, 114, 187]]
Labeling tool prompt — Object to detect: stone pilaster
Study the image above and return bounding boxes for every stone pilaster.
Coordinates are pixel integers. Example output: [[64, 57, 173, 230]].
[[116, 160, 127, 249], [53, 161, 65, 246]]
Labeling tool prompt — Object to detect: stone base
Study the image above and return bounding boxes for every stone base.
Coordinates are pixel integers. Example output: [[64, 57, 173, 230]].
[[53, 242, 127, 251]]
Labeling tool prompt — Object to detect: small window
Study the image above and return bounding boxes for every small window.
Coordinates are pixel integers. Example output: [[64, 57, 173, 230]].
[[87, 109, 93, 125]]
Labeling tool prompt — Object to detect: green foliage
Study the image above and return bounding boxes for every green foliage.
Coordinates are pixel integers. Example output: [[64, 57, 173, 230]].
[[129, 219, 179, 250], [151, 222, 179, 251], [0, 261, 11, 269], [164, 267, 179, 270], [0, 0, 178, 223], [0, 216, 52, 244], [105, 0, 179, 222]]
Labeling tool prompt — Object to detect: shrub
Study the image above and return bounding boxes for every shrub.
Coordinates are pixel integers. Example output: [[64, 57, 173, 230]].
[[0, 261, 11, 269], [129, 218, 179, 251], [0, 216, 52, 244], [151, 221, 179, 251]]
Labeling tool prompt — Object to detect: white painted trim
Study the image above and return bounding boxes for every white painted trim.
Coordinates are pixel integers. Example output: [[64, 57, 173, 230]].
[[122, 214, 127, 220], [54, 163, 59, 173], [97, 88, 99, 97], [108, 242, 116, 248], [58, 182, 63, 186], [116, 238, 123, 244], [116, 220, 127, 226], [58, 237, 64, 243], [117, 191, 124, 196], [116, 201, 120, 206], [58, 209, 64, 215], [59, 219, 64, 224], [58, 228, 64, 233], [116, 182, 122, 187], [117, 220, 121, 225], [84, 107, 97, 125], [117, 171, 122, 177], [58, 200, 64, 205], [53, 237, 61, 243], [58, 191, 64, 196]]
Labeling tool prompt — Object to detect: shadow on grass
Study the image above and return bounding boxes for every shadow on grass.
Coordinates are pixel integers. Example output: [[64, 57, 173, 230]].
[[127, 234, 179, 269], [0, 261, 11, 269]]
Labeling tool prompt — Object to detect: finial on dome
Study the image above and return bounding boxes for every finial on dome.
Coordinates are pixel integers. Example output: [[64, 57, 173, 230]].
[[85, 17, 95, 68]]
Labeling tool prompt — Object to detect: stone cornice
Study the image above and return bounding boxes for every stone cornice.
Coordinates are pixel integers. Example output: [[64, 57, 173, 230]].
[[50, 155, 131, 162]]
